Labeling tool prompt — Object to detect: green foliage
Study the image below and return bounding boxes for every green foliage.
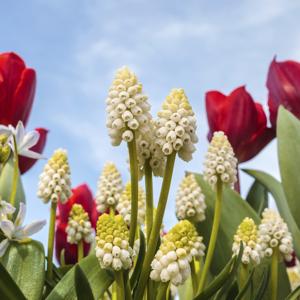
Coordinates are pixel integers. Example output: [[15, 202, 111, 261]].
[[246, 180, 268, 216], [74, 265, 95, 300], [1, 240, 45, 300], [46, 254, 113, 300]]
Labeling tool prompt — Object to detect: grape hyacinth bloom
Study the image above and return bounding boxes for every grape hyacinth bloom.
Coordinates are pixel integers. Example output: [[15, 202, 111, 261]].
[[155, 88, 198, 161], [175, 174, 206, 222], [0, 203, 46, 257], [37, 149, 72, 204], [259, 208, 293, 261], [150, 220, 205, 286], [232, 217, 263, 265], [95, 214, 134, 271], [66, 204, 94, 244], [95, 162, 123, 213], [203, 131, 237, 187], [105, 66, 152, 145], [116, 182, 146, 226]]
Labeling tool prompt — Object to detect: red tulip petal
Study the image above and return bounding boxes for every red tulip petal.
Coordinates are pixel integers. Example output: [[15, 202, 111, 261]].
[[19, 128, 48, 174], [267, 58, 300, 127]]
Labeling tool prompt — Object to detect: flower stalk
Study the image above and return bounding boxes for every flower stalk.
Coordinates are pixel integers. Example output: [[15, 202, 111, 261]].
[[271, 247, 279, 300], [198, 179, 223, 292], [144, 159, 153, 242], [78, 240, 84, 262], [127, 133, 139, 247], [134, 152, 176, 299], [114, 271, 125, 300], [9, 136, 19, 207]]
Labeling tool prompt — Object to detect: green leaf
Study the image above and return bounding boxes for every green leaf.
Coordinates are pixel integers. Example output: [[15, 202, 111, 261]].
[[130, 229, 146, 290], [252, 266, 270, 300], [0, 155, 25, 215], [46, 254, 113, 300], [1, 240, 45, 300], [0, 262, 26, 300], [234, 269, 254, 300], [178, 276, 194, 300], [246, 180, 268, 216], [285, 285, 300, 300], [244, 169, 300, 258], [277, 107, 300, 228], [75, 265, 95, 300]]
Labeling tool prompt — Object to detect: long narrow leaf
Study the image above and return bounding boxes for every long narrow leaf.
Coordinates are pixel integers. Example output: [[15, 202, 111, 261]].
[[234, 269, 254, 300], [285, 285, 300, 300], [75, 265, 95, 300], [246, 180, 268, 216], [252, 267, 270, 300]]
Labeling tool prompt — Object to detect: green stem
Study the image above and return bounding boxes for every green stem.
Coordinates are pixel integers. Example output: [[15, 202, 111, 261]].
[[191, 258, 198, 297], [144, 159, 153, 243], [134, 152, 176, 300], [125, 278, 132, 300], [156, 282, 169, 300], [78, 240, 84, 262], [271, 247, 278, 300], [114, 271, 125, 300], [46, 201, 57, 282], [110, 206, 115, 217], [198, 179, 223, 293], [9, 136, 19, 207], [240, 264, 248, 288], [127, 134, 139, 247]]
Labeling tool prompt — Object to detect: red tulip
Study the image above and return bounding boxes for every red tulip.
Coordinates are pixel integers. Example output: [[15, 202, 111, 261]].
[[267, 58, 300, 127], [55, 184, 98, 265], [206, 86, 275, 163], [19, 128, 48, 174]]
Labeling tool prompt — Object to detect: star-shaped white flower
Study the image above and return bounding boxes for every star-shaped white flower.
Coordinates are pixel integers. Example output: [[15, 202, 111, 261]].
[[0, 121, 43, 159], [0, 200, 16, 220], [0, 203, 46, 257]]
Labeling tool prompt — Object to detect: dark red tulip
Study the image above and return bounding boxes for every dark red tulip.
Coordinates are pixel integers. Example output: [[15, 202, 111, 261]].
[[267, 58, 300, 127], [19, 128, 48, 174], [206, 86, 275, 163], [55, 184, 98, 265], [0, 52, 36, 127]]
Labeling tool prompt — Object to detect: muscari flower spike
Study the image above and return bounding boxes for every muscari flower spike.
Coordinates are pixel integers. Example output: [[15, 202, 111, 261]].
[[136, 119, 166, 178], [116, 182, 146, 226], [203, 131, 237, 187], [150, 220, 205, 286], [95, 162, 123, 213], [105, 66, 152, 146], [95, 214, 134, 271], [259, 208, 293, 261], [175, 174, 206, 222], [232, 217, 263, 265], [0, 203, 46, 257], [37, 149, 72, 204], [155, 88, 198, 161], [66, 204, 94, 244]]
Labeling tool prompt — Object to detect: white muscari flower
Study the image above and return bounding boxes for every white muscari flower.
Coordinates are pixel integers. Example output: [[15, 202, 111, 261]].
[[66, 204, 94, 244], [232, 217, 263, 265], [258, 208, 293, 261], [0, 200, 16, 220], [0, 121, 43, 159], [203, 131, 237, 187], [155, 88, 198, 161], [150, 220, 205, 286], [37, 149, 72, 204], [105, 66, 152, 146], [95, 162, 123, 213], [136, 120, 166, 178], [116, 182, 146, 226], [95, 214, 134, 271], [0, 203, 46, 257], [175, 174, 206, 222]]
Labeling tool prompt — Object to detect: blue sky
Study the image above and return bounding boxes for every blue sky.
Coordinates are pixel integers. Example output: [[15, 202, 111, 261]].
[[1, 0, 300, 246]]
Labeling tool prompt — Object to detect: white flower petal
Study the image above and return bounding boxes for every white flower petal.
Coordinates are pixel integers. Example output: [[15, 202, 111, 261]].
[[15, 203, 26, 227], [14, 121, 25, 148], [19, 130, 40, 150], [0, 200, 16, 216], [0, 239, 9, 257], [22, 220, 46, 237], [19, 149, 44, 159], [0, 220, 15, 239], [0, 125, 12, 136]]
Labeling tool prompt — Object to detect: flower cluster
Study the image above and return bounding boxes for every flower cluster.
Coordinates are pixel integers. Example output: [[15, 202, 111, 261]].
[[95, 214, 134, 271], [105, 66, 151, 145], [95, 162, 123, 213], [232, 217, 263, 265], [175, 174, 206, 222], [259, 209, 293, 261], [37, 149, 72, 204], [66, 204, 94, 244], [136, 120, 166, 178], [116, 182, 146, 226], [150, 220, 205, 286], [203, 131, 237, 187], [155, 88, 198, 161]]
